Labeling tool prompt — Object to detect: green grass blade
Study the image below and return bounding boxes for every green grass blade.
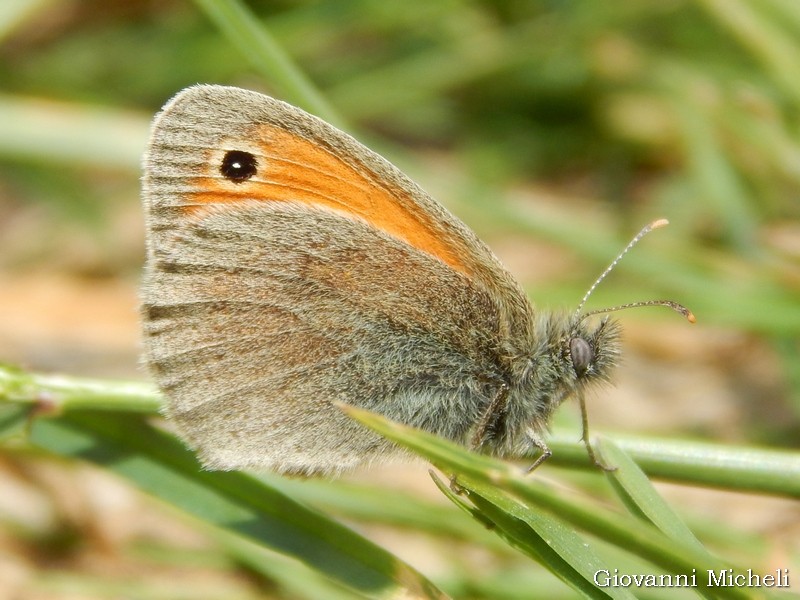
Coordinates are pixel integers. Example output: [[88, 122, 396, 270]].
[[4, 366, 796, 497], [215, 533, 374, 600], [597, 438, 709, 556], [699, 0, 800, 103], [432, 473, 636, 600], [344, 405, 755, 600], [545, 433, 800, 499], [0, 368, 161, 414], [0, 402, 29, 440], [0, 94, 148, 169], [191, 0, 343, 127], [27, 410, 448, 600]]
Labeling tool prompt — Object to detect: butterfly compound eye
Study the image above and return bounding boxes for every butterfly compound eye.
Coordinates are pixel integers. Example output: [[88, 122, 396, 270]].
[[570, 337, 593, 377], [220, 150, 258, 183]]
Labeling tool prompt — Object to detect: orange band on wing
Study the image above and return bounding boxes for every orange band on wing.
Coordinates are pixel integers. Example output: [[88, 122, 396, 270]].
[[184, 124, 468, 275]]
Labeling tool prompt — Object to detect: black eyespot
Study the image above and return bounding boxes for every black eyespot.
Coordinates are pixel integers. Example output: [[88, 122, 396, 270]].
[[220, 150, 257, 183], [570, 337, 593, 377]]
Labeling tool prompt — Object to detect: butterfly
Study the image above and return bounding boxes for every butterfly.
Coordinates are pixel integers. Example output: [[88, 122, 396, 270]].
[[141, 85, 693, 475]]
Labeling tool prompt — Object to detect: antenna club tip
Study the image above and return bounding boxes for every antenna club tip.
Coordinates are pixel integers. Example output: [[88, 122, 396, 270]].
[[651, 218, 670, 229], [687, 310, 697, 324]]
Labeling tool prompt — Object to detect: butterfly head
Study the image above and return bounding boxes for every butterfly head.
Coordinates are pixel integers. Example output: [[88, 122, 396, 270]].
[[512, 220, 695, 435], [558, 219, 694, 392], [566, 315, 621, 384]]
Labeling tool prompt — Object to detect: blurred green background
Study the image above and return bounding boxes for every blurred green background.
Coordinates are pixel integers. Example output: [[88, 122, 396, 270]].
[[0, 1, 798, 598]]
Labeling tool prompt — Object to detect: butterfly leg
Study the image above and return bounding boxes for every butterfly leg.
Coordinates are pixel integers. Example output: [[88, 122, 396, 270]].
[[523, 429, 552, 473], [469, 382, 510, 452], [449, 383, 510, 492], [578, 390, 616, 471]]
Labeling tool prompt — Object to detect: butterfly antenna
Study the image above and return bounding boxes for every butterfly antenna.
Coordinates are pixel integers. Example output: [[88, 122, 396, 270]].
[[573, 219, 695, 323], [582, 299, 695, 322]]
